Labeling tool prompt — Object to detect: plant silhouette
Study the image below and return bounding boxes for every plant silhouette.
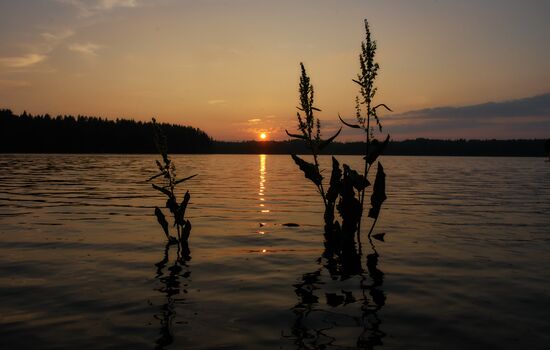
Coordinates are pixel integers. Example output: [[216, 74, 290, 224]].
[[287, 19, 390, 255], [285, 63, 341, 231], [284, 20, 389, 347], [338, 18, 391, 240], [147, 118, 196, 250]]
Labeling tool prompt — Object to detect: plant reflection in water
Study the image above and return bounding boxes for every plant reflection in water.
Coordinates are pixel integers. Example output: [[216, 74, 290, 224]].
[[153, 239, 192, 350], [285, 229, 386, 349]]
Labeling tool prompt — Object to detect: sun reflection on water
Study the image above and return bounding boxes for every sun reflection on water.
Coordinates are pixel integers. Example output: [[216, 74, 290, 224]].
[[257, 154, 270, 235], [259, 154, 267, 213]]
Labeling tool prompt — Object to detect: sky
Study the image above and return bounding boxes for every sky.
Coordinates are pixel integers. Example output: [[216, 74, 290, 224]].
[[0, 0, 549, 141]]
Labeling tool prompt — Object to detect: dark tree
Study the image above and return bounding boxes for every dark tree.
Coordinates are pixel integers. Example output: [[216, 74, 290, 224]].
[[0, 109, 212, 153]]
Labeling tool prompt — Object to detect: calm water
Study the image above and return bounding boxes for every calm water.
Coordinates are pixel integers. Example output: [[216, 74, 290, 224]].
[[0, 154, 549, 349]]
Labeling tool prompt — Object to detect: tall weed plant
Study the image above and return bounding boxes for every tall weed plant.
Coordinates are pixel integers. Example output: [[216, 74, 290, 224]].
[[287, 19, 390, 252]]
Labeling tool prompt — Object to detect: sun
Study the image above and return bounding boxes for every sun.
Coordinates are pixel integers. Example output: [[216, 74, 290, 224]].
[[259, 132, 267, 140]]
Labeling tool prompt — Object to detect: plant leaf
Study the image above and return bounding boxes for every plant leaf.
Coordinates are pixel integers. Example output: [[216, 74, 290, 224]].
[[337, 165, 363, 234], [373, 103, 392, 112], [364, 134, 390, 164], [166, 197, 178, 216], [152, 183, 172, 198], [285, 129, 307, 140], [352, 78, 365, 88], [326, 156, 342, 203], [311, 107, 322, 111], [291, 154, 322, 186], [154, 207, 170, 239], [174, 174, 197, 185], [338, 114, 361, 129], [146, 172, 164, 182], [323, 157, 342, 228], [181, 219, 192, 242], [318, 127, 342, 150], [176, 191, 191, 225], [368, 162, 387, 219], [155, 160, 164, 171], [343, 164, 370, 191]]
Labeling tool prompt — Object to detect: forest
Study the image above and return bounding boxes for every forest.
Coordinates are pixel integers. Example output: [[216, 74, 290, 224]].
[[0, 109, 213, 153], [1, 109, 546, 156]]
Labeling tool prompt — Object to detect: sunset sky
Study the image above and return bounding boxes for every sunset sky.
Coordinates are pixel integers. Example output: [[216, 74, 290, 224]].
[[1, 0, 549, 141]]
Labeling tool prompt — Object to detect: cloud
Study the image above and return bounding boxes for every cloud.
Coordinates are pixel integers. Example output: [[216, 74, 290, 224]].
[[41, 29, 75, 42], [245, 126, 283, 135], [69, 43, 102, 55], [248, 118, 261, 123], [0, 79, 30, 89], [208, 99, 227, 105], [382, 93, 550, 139], [56, 0, 93, 17], [97, 0, 138, 10], [57, 0, 139, 17], [389, 93, 550, 121], [0, 30, 74, 71], [0, 54, 46, 68]]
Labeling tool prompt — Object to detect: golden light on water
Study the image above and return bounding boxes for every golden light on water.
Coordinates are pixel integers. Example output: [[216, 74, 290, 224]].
[[259, 155, 266, 211], [258, 155, 271, 224]]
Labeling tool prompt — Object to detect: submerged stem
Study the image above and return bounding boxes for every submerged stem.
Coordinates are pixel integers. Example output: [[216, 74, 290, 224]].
[[312, 152, 328, 208]]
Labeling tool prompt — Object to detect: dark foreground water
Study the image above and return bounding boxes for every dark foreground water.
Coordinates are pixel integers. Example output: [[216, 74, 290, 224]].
[[0, 154, 549, 349]]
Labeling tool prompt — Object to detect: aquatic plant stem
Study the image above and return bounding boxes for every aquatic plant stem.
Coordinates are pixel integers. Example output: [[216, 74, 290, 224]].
[[312, 150, 328, 208], [357, 112, 371, 247]]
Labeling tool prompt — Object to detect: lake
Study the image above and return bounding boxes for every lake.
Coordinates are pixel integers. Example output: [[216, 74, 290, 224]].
[[0, 154, 549, 349]]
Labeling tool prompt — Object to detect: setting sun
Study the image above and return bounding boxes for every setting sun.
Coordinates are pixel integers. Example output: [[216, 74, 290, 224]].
[[259, 133, 267, 140]]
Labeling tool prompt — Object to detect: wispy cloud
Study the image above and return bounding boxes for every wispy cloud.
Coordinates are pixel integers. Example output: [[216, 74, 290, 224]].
[[248, 118, 261, 123], [0, 79, 30, 89], [0, 29, 75, 71], [57, 0, 139, 17], [0, 54, 46, 68], [41, 29, 75, 42], [97, 0, 138, 10], [69, 43, 102, 55], [208, 99, 227, 105]]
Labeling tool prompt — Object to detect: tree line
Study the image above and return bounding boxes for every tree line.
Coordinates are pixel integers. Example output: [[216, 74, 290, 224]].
[[1, 109, 546, 156], [0, 109, 213, 153]]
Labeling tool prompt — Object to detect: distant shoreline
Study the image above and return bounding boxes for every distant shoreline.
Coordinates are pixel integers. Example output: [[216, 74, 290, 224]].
[[0, 152, 546, 158], [209, 139, 547, 157], [1, 138, 547, 158], [1, 109, 547, 157]]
